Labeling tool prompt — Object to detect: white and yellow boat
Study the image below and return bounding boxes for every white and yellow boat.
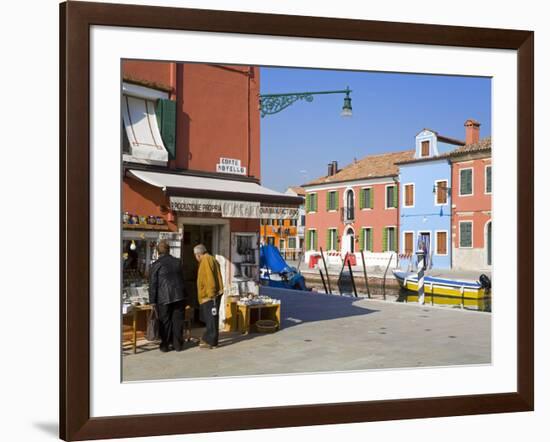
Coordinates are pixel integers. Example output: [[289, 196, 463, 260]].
[[392, 270, 491, 311]]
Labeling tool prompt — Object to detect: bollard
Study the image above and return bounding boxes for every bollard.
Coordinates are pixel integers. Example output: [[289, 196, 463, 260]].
[[416, 250, 425, 305]]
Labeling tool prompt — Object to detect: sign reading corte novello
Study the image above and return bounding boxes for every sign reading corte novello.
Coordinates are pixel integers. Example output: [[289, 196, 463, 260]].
[[216, 157, 247, 175]]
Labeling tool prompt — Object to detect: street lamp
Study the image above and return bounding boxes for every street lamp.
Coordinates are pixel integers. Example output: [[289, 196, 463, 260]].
[[259, 86, 353, 118], [341, 88, 353, 117]]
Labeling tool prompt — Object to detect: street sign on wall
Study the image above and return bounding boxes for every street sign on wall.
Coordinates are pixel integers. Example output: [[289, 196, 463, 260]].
[[216, 157, 247, 175]]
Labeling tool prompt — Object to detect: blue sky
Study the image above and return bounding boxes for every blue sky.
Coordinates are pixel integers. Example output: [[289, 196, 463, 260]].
[[259, 66, 491, 192]]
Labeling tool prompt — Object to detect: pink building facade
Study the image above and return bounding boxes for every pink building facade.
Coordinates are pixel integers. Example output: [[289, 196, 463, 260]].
[[303, 151, 413, 267], [450, 121, 492, 271]]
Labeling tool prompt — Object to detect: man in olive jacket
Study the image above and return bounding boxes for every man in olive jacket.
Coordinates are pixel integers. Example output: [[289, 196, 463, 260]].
[[194, 244, 224, 348], [149, 240, 187, 352]]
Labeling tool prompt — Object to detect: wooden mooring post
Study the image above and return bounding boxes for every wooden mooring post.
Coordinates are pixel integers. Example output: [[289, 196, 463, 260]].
[[360, 250, 371, 299], [319, 248, 333, 294]]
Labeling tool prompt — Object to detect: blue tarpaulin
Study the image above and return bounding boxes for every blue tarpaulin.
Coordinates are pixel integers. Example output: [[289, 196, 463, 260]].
[[260, 244, 292, 273]]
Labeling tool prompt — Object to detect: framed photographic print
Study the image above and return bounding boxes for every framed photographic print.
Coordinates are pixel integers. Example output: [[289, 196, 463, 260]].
[[60, 1, 534, 440]]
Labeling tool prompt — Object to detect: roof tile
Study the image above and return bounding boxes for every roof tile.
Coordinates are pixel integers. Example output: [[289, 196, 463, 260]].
[[304, 150, 414, 186]]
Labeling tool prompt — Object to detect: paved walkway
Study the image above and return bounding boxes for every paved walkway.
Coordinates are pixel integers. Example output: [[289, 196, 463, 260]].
[[123, 287, 491, 382]]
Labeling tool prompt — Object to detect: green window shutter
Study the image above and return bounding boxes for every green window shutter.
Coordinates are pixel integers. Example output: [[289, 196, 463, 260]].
[[460, 223, 472, 247], [392, 228, 397, 251], [359, 189, 365, 209], [156, 99, 177, 159], [383, 227, 388, 252], [359, 228, 365, 251], [370, 188, 374, 209], [334, 191, 339, 210], [368, 229, 373, 251], [393, 186, 398, 208], [306, 230, 311, 250], [306, 194, 311, 212], [326, 229, 331, 250], [461, 169, 472, 195], [314, 194, 318, 211], [326, 192, 331, 211], [313, 231, 318, 250]]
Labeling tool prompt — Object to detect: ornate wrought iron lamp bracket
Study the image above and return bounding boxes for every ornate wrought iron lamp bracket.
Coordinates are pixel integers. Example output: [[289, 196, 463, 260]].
[[259, 87, 352, 118]]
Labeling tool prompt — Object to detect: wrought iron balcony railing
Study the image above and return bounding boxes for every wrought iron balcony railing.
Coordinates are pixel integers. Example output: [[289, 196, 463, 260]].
[[341, 206, 355, 222]]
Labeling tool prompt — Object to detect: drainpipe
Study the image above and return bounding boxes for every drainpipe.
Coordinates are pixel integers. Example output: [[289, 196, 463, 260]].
[[247, 67, 252, 177]]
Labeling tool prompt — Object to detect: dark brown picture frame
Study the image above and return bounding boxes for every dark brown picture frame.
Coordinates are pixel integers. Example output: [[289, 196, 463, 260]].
[[60, 1, 534, 440]]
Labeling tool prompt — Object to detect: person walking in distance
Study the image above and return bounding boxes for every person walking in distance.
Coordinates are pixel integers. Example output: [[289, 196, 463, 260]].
[[149, 240, 187, 352], [194, 244, 224, 349]]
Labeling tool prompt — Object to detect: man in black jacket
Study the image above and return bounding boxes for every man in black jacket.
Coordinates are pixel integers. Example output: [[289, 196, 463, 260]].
[[149, 240, 187, 352]]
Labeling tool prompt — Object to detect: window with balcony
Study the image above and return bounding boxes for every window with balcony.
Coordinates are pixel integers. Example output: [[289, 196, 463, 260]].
[[342, 189, 355, 222]]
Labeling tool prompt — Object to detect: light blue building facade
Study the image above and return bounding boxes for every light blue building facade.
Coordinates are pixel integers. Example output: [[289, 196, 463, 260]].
[[397, 129, 462, 270]]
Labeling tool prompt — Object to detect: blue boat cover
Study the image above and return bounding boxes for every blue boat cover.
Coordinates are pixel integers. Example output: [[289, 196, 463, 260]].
[[260, 244, 292, 273]]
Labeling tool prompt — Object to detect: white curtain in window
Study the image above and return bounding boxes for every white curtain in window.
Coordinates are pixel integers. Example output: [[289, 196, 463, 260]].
[[122, 95, 168, 163]]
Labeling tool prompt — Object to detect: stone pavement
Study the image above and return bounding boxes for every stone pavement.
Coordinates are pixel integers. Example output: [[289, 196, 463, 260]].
[[122, 287, 491, 382]]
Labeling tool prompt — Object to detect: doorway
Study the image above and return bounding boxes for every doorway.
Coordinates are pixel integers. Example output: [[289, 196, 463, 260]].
[[418, 231, 431, 268], [181, 225, 214, 308], [342, 227, 355, 255]]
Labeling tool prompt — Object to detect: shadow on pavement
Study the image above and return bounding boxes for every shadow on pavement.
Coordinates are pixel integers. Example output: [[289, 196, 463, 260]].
[[261, 286, 379, 329]]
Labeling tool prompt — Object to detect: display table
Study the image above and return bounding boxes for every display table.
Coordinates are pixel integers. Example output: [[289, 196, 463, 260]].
[[123, 304, 194, 353], [236, 302, 281, 334], [123, 304, 152, 354]]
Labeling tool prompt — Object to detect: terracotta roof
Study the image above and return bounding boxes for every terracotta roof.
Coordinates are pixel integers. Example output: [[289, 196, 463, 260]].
[[449, 137, 492, 156], [286, 186, 306, 196], [123, 76, 174, 93], [395, 153, 453, 165], [437, 134, 466, 146], [303, 150, 414, 187]]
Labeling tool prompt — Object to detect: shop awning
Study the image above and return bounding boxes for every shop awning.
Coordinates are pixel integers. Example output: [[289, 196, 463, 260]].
[[127, 169, 304, 207]]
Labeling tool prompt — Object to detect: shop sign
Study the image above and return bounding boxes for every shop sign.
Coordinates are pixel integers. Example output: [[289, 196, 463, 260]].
[[170, 197, 222, 214], [170, 197, 260, 219], [216, 157, 247, 175], [259, 206, 300, 219]]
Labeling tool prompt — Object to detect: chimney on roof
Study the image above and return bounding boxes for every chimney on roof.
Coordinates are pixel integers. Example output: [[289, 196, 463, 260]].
[[327, 161, 338, 176], [464, 119, 480, 145]]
